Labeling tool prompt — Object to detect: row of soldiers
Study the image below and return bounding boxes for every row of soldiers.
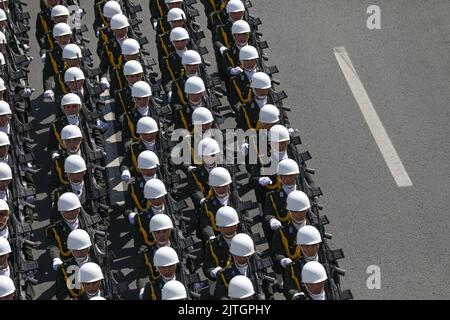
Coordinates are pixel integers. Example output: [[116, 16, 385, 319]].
[[0, 0, 351, 300]]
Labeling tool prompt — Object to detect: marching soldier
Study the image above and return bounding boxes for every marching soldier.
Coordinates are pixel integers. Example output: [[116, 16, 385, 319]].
[[214, 233, 255, 299], [120, 117, 161, 181], [214, 0, 245, 50], [94, 0, 122, 36], [110, 39, 141, 94], [156, 8, 187, 66], [140, 247, 181, 300], [283, 226, 322, 300], [202, 206, 238, 297], [35, 0, 59, 56], [202, 0, 228, 33], [300, 261, 327, 300], [169, 49, 202, 107], [271, 190, 310, 284], [77, 262, 105, 300], [114, 59, 144, 116], [151, 0, 183, 32], [162, 280, 187, 300], [197, 167, 232, 241], [55, 229, 94, 300]]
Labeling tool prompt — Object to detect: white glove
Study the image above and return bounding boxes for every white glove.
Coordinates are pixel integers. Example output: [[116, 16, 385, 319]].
[[240, 143, 249, 157], [52, 258, 63, 271], [269, 218, 282, 230], [292, 292, 306, 300], [230, 67, 243, 76], [76, 8, 85, 17], [22, 88, 34, 98], [128, 212, 137, 224], [100, 77, 110, 90], [288, 127, 299, 136], [26, 195, 37, 204], [96, 30, 100, 37], [51, 152, 60, 161], [23, 44, 30, 51], [280, 258, 292, 268], [219, 46, 227, 55], [210, 266, 222, 279], [43, 90, 55, 102], [199, 198, 206, 205], [121, 170, 131, 182], [139, 287, 145, 300], [258, 177, 272, 187], [41, 52, 46, 63], [167, 91, 172, 103]]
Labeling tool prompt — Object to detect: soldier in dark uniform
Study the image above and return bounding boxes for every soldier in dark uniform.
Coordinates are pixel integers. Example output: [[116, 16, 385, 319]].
[[113, 59, 143, 117], [76, 262, 105, 300], [155, 7, 186, 67], [35, 0, 60, 55], [201, 0, 227, 33]]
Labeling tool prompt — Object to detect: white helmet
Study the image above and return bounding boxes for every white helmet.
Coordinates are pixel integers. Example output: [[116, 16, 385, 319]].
[[231, 20, 250, 34], [64, 67, 85, 82], [53, 22, 72, 37], [51, 5, 70, 18], [165, 0, 183, 4], [216, 206, 239, 227], [58, 192, 81, 212], [268, 124, 290, 143], [162, 280, 187, 300], [64, 154, 87, 174], [131, 81, 152, 98], [61, 125, 83, 140], [136, 116, 158, 134], [123, 60, 143, 76], [208, 167, 232, 187], [90, 296, 106, 300], [181, 50, 201, 65], [79, 262, 104, 283], [167, 8, 186, 22], [153, 247, 179, 267], [0, 32, 5, 45], [302, 261, 328, 284], [0, 237, 11, 255], [277, 159, 299, 176], [121, 38, 140, 55], [137, 150, 160, 170], [144, 178, 167, 199], [0, 52, 4, 65], [0, 100, 11, 115], [170, 27, 189, 42], [230, 233, 254, 257], [192, 107, 213, 125], [0, 275, 15, 298], [239, 45, 259, 61], [259, 104, 279, 124], [0, 163, 12, 180], [250, 72, 271, 89], [0, 199, 8, 212], [0, 9, 6, 22], [110, 13, 129, 30], [67, 229, 92, 250], [297, 225, 321, 245], [61, 93, 82, 107], [149, 214, 173, 232], [228, 275, 254, 299], [0, 131, 9, 147], [0, 77, 5, 91], [286, 190, 311, 212], [184, 76, 205, 94], [227, 0, 245, 13], [63, 44, 82, 60], [103, 0, 122, 19], [197, 137, 220, 157]]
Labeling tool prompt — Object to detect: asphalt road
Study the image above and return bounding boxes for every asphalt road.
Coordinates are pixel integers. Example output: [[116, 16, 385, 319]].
[[25, 0, 450, 300]]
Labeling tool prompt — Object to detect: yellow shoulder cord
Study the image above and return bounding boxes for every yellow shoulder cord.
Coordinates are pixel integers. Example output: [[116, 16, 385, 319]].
[[209, 241, 219, 267], [55, 159, 69, 185], [242, 105, 256, 130], [220, 272, 229, 289], [101, 29, 109, 46], [269, 193, 290, 222], [97, 1, 108, 27], [164, 57, 177, 82], [159, 35, 169, 57], [136, 214, 156, 246], [61, 267, 84, 298], [130, 144, 140, 174], [130, 184, 145, 212], [49, 52, 68, 95], [232, 78, 252, 103], [290, 264, 301, 292], [206, 188, 214, 200], [156, 0, 164, 18], [52, 227, 72, 257], [114, 67, 124, 91], [226, 256, 232, 268], [53, 122, 64, 150], [174, 79, 187, 105], [39, 13, 54, 50], [105, 42, 123, 69], [220, 26, 231, 49], [117, 91, 128, 115], [191, 171, 205, 194], [203, 202, 219, 232], [124, 112, 140, 141], [279, 229, 301, 260], [210, 0, 218, 11], [150, 282, 157, 300], [143, 251, 158, 281], [178, 108, 190, 132]]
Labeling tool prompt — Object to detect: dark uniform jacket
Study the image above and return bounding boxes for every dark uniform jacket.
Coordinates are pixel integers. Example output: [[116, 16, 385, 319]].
[[202, 233, 232, 281], [271, 221, 302, 270]]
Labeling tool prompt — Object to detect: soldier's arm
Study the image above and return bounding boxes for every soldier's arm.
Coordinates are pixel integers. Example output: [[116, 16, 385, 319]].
[[42, 53, 55, 91], [46, 226, 61, 261], [283, 266, 302, 300], [202, 239, 217, 281], [55, 267, 70, 300], [214, 272, 229, 300], [123, 184, 135, 219], [119, 146, 132, 173], [263, 192, 277, 224], [35, 13, 45, 50], [198, 204, 214, 242], [271, 230, 287, 266]]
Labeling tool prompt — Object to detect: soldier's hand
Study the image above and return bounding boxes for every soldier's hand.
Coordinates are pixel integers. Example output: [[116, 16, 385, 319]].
[[41, 52, 46, 63], [100, 77, 110, 90], [210, 266, 222, 279], [258, 177, 272, 187], [292, 292, 305, 300], [199, 198, 206, 205], [22, 87, 34, 98], [51, 152, 60, 161], [121, 170, 131, 182], [128, 212, 137, 224], [52, 258, 63, 271], [280, 257, 293, 268], [240, 143, 249, 157], [43, 90, 55, 102], [219, 46, 227, 55], [230, 67, 243, 76], [269, 218, 282, 230]]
